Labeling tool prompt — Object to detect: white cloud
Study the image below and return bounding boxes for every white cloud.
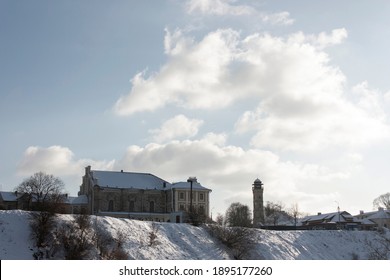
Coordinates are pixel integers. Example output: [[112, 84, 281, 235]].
[[114, 27, 390, 151], [260, 11, 294, 26], [306, 28, 348, 49], [185, 0, 294, 25], [149, 114, 204, 143], [186, 0, 256, 16], [114, 28, 346, 115], [17, 145, 115, 178], [114, 28, 240, 115]]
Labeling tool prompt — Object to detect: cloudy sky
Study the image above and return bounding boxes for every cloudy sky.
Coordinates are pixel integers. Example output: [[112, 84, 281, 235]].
[[1, 0, 390, 217]]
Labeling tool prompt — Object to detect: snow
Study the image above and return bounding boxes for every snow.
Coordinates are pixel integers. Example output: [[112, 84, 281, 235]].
[[0, 210, 388, 260]]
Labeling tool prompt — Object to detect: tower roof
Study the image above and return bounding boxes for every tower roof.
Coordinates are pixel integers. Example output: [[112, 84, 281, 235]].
[[253, 178, 263, 185]]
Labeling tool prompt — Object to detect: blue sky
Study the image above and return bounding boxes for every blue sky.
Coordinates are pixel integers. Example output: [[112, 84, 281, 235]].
[[1, 0, 390, 217]]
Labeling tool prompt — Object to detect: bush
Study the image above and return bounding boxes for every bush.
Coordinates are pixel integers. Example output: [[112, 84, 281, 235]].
[[58, 214, 95, 259], [29, 211, 56, 249], [206, 224, 254, 259], [148, 222, 159, 246], [367, 232, 390, 260]]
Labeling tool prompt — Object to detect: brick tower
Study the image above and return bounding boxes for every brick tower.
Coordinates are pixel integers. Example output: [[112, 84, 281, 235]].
[[252, 178, 265, 227]]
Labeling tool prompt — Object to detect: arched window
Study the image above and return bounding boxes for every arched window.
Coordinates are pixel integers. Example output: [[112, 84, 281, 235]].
[[150, 201, 155, 213]]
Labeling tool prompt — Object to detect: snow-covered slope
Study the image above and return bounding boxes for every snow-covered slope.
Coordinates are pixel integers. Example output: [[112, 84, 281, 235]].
[[0, 210, 387, 260]]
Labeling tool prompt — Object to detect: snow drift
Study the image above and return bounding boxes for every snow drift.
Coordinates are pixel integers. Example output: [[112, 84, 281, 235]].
[[0, 210, 387, 260]]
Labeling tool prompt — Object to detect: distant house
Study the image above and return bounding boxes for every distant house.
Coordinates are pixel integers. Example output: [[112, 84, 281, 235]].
[[0, 191, 88, 214], [77, 166, 212, 223], [300, 211, 361, 230], [0, 191, 24, 210], [354, 208, 390, 230]]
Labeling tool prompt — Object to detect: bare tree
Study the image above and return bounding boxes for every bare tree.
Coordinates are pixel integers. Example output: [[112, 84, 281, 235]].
[[288, 203, 302, 227], [264, 201, 284, 226], [373, 193, 390, 210], [59, 214, 95, 259], [206, 224, 254, 259], [215, 213, 224, 226], [225, 202, 252, 228], [15, 172, 65, 211]]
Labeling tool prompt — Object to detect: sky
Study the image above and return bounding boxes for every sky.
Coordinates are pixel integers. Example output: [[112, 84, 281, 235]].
[[1, 0, 390, 218]]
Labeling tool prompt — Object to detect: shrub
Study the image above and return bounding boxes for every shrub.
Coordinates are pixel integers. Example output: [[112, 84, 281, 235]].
[[206, 224, 254, 259]]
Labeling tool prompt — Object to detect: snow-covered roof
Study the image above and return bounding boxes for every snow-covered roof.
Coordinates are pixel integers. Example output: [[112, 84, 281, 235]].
[[170, 181, 211, 191], [90, 170, 172, 190], [360, 218, 377, 225], [0, 191, 18, 202], [300, 211, 359, 224], [367, 209, 390, 220]]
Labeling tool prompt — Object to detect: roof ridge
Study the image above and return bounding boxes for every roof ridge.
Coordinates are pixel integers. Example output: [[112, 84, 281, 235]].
[[92, 169, 152, 175]]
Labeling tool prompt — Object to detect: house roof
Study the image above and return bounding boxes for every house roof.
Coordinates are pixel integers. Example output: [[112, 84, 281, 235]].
[[170, 181, 211, 191], [90, 170, 172, 190], [300, 211, 359, 224], [367, 209, 390, 220], [0, 191, 19, 202]]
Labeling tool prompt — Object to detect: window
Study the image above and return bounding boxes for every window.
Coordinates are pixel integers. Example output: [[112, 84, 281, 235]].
[[199, 193, 204, 201], [129, 201, 135, 212], [179, 204, 185, 211], [108, 200, 114, 211], [199, 205, 205, 215], [179, 192, 185, 200], [150, 201, 155, 212]]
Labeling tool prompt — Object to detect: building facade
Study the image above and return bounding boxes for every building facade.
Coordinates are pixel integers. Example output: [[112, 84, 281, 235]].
[[78, 166, 212, 223]]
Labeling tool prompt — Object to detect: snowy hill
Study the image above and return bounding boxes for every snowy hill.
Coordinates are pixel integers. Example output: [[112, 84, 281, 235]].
[[0, 210, 388, 260]]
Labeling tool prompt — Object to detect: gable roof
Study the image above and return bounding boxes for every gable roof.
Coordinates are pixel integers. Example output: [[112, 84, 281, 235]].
[[300, 211, 359, 224], [90, 170, 172, 190]]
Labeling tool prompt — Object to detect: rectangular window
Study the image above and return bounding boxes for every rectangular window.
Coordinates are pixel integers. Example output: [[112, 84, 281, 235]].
[[199, 193, 204, 201], [179, 192, 185, 200], [179, 204, 185, 211], [129, 201, 135, 212], [108, 200, 114, 211]]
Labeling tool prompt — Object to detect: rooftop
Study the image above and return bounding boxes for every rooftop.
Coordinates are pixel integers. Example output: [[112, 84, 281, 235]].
[[90, 170, 172, 190]]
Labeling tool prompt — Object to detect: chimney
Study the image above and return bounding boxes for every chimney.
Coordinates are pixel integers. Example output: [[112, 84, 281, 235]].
[[317, 212, 322, 216], [360, 210, 364, 215], [188, 176, 197, 183], [121, 170, 123, 173], [85, 165, 91, 175]]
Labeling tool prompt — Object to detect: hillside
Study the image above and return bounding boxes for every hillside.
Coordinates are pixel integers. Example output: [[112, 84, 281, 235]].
[[0, 210, 388, 260]]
